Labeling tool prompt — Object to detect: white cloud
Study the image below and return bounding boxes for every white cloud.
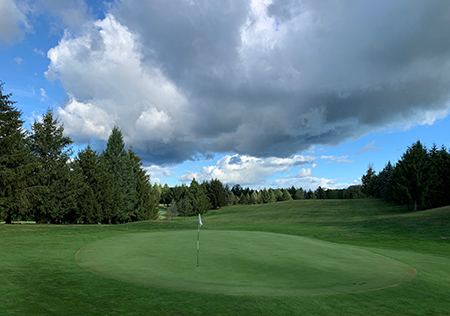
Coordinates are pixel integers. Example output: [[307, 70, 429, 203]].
[[40, 88, 48, 102], [285, 168, 312, 178], [268, 177, 351, 191], [143, 165, 176, 184], [46, 15, 187, 152], [320, 155, 354, 164], [178, 154, 315, 187], [57, 96, 116, 141], [14, 56, 24, 67], [34, 48, 45, 57], [0, 0, 30, 43], [355, 141, 380, 155]]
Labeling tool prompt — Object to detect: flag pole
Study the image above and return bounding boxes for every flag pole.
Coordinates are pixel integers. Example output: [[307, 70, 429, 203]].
[[197, 223, 200, 267], [197, 213, 202, 267]]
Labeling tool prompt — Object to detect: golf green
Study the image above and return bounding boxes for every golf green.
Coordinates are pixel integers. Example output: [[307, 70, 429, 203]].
[[75, 230, 416, 295]]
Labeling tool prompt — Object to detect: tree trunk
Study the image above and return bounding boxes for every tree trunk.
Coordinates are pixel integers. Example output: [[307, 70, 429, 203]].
[[5, 213, 12, 224], [413, 200, 418, 212]]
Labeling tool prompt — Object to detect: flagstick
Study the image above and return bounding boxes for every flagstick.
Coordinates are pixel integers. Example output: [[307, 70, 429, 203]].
[[197, 223, 200, 267]]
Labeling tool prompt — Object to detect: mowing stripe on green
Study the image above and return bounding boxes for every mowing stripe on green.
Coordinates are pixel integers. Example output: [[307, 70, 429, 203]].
[[75, 230, 416, 295]]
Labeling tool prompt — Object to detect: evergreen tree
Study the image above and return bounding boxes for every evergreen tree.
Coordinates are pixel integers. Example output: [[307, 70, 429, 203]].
[[102, 126, 136, 222], [208, 178, 228, 209], [250, 191, 258, 204], [188, 178, 211, 215], [165, 199, 178, 220], [294, 188, 305, 200], [361, 164, 377, 196], [307, 189, 317, 199], [427, 144, 450, 207], [30, 109, 73, 223], [396, 141, 430, 212], [161, 183, 172, 206], [0, 84, 38, 223], [128, 148, 159, 221], [282, 189, 293, 201], [315, 186, 326, 199], [71, 145, 103, 224]]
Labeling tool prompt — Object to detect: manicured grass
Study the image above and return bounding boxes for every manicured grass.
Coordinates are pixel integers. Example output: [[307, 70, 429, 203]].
[[0, 199, 449, 315], [76, 230, 414, 295]]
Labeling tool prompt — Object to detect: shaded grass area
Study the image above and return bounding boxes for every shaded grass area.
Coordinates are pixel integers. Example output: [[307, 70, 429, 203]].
[[0, 199, 449, 315]]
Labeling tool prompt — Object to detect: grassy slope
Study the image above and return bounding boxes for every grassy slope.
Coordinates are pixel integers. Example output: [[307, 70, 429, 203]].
[[0, 199, 449, 315]]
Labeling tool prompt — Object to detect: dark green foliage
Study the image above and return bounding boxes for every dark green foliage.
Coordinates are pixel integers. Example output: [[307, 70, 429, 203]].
[[207, 178, 228, 209], [361, 164, 377, 196], [282, 189, 293, 201], [315, 186, 326, 199], [129, 148, 159, 221], [363, 140, 450, 211], [30, 109, 73, 223], [0, 84, 39, 223], [102, 126, 137, 221], [294, 188, 305, 200], [188, 178, 211, 215], [71, 146, 108, 224], [393, 141, 430, 212]]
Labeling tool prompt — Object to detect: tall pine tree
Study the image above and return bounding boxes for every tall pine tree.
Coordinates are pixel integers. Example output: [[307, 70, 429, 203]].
[[0, 84, 38, 223], [30, 109, 73, 223]]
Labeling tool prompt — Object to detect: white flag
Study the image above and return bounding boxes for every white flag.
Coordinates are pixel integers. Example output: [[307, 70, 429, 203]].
[[198, 213, 203, 226]]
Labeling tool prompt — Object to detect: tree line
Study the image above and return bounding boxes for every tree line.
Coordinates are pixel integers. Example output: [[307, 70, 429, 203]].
[[361, 141, 450, 212], [0, 84, 159, 224], [160, 181, 365, 220], [1, 84, 367, 224]]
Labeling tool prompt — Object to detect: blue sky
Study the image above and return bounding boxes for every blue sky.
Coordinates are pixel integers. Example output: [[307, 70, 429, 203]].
[[1, 0, 450, 190]]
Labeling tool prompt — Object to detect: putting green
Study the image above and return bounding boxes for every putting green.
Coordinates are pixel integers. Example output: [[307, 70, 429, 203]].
[[75, 230, 416, 295]]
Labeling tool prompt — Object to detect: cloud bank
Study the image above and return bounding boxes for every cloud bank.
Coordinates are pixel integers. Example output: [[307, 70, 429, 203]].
[[41, 0, 450, 165]]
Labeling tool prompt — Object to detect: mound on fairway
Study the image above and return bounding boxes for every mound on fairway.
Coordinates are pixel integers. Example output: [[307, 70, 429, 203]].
[[75, 230, 415, 295]]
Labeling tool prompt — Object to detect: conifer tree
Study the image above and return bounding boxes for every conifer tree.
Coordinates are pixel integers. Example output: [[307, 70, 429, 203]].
[[71, 145, 104, 224], [0, 84, 38, 223], [294, 188, 305, 200], [188, 178, 211, 215], [282, 189, 293, 201], [103, 126, 136, 222], [395, 141, 430, 212], [128, 148, 159, 221], [30, 109, 73, 223]]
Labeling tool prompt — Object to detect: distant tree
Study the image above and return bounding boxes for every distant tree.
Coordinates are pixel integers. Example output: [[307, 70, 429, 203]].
[[239, 193, 248, 205], [315, 186, 326, 199], [396, 141, 430, 212], [361, 164, 377, 196], [307, 189, 317, 199], [257, 191, 263, 204], [179, 194, 193, 219], [165, 199, 178, 220], [188, 178, 211, 215], [343, 185, 364, 199], [427, 144, 450, 207], [282, 189, 293, 201], [208, 178, 228, 209], [294, 188, 305, 200], [250, 191, 258, 204], [161, 183, 172, 206], [274, 189, 283, 202], [377, 161, 394, 202]]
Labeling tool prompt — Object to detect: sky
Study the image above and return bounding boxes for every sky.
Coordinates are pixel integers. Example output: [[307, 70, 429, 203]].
[[1, 0, 450, 190]]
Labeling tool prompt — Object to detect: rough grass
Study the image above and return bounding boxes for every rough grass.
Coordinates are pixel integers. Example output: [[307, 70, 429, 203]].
[[0, 198, 449, 315]]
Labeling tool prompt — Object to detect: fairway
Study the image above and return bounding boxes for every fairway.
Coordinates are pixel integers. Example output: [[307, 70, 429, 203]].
[[75, 230, 415, 295]]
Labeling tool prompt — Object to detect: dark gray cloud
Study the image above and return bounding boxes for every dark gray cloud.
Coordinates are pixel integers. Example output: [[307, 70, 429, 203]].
[[47, 0, 450, 164]]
